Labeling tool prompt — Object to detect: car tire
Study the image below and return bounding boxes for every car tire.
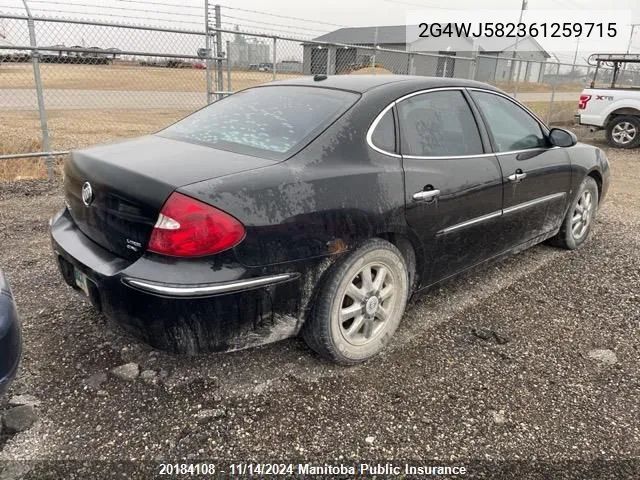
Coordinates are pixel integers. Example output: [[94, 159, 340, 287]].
[[302, 238, 409, 365], [551, 176, 599, 250], [605, 115, 640, 149]]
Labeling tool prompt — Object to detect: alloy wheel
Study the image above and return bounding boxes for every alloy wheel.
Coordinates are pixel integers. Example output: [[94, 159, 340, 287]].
[[571, 190, 594, 240], [611, 121, 637, 145], [338, 262, 398, 346]]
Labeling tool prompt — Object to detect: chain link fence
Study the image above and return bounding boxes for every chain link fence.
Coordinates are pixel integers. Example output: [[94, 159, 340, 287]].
[[1, 5, 626, 180]]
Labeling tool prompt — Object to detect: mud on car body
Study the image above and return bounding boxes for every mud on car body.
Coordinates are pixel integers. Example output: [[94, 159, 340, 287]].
[[0, 271, 21, 394], [50, 75, 609, 364]]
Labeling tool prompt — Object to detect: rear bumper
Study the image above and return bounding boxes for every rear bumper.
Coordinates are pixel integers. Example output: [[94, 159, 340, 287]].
[[0, 272, 22, 395], [50, 208, 307, 354], [576, 113, 605, 129]]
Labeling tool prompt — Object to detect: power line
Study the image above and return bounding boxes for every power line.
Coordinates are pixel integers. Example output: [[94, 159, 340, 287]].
[[547, 0, 581, 10], [217, 4, 346, 28], [118, 0, 346, 28], [0, 4, 202, 26], [116, 0, 202, 10], [221, 14, 329, 33], [28, 0, 202, 19], [221, 22, 316, 40], [380, 0, 464, 9]]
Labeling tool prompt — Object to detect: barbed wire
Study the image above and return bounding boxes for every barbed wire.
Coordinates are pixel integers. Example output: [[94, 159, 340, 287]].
[[220, 22, 316, 40], [214, 3, 346, 28], [0, 3, 202, 27], [28, 0, 203, 19], [116, 0, 345, 28]]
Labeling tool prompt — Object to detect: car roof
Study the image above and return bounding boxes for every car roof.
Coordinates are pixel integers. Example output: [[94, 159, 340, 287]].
[[265, 75, 501, 94]]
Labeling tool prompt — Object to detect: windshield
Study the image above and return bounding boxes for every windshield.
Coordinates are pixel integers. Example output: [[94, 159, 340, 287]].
[[159, 86, 359, 159]]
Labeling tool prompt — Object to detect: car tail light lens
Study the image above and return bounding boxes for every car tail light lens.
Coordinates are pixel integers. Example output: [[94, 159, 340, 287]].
[[578, 94, 592, 110], [148, 192, 245, 257]]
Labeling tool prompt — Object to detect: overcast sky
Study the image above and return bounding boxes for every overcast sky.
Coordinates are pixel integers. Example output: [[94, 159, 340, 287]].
[[1, 0, 639, 62]]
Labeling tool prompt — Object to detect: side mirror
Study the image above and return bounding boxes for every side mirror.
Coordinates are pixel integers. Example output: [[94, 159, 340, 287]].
[[549, 128, 577, 148]]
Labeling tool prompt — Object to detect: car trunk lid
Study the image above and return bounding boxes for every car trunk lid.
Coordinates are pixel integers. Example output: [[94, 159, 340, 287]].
[[64, 135, 273, 261]]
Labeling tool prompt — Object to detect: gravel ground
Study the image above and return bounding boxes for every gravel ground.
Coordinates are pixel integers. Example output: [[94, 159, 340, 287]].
[[0, 131, 638, 479]]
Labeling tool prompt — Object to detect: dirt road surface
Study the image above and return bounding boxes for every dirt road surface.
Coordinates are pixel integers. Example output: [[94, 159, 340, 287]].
[[0, 133, 638, 479]]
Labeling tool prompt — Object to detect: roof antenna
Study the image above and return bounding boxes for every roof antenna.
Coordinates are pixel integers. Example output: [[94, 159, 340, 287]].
[[314, 74, 328, 81]]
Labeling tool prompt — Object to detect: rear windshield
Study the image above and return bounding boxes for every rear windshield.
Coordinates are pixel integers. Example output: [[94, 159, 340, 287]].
[[159, 86, 359, 159]]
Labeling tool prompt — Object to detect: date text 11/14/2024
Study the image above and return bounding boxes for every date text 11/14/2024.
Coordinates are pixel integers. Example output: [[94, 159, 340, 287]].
[[158, 463, 468, 476]]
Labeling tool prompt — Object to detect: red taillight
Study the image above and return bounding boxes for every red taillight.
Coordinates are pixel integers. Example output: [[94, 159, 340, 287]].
[[578, 94, 592, 110], [148, 192, 245, 257]]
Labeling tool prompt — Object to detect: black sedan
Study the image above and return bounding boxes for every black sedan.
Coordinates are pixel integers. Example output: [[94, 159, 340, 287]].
[[0, 271, 21, 394], [50, 75, 610, 364]]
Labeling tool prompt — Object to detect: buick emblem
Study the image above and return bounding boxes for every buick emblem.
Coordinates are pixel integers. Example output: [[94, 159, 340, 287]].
[[81, 182, 94, 206]]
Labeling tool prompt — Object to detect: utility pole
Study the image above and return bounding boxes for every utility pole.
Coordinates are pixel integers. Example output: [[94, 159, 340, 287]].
[[627, 24, 638, 54], [621, 24, 639, 85], [571, 37, 580, 76], [509, 0, 528, 85]]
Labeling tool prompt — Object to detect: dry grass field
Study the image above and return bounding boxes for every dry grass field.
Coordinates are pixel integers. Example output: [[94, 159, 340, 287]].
[[526, 100, 576, 124], [0, 63, 584, 93], [0, 63, 581, 181], [0, 109, 190, 181], [0, 63, 298, 92], [0, 100, 578, 182], [494, 81, 586, 93]]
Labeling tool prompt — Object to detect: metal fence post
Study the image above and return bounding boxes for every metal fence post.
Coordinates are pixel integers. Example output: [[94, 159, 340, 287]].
[[226, 40, 232, 92], [204, 0, 213, 104], [23, 0, 54, 180], [469, 57, 477, 81], [546, 62, 560, 125], [214, 5, 224, 100], [513, 60, 523, 98], [272, 37, 277, 81]]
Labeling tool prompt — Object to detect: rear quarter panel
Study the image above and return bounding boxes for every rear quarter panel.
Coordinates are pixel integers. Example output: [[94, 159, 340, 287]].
[[180, 94, 414, 267]]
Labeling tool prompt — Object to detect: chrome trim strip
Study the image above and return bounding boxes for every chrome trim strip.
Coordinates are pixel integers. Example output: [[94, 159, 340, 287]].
[[503, 192, 566, 215], [403, 152, 497, 160], [367, 85, 556, 160], [123, 273, 297, 297], [437, 210, 502, 235], [393, 86, 467, 103], [366, 102, 401, 158], [437, 191, 567, 235], [366, 87, 470, 159]]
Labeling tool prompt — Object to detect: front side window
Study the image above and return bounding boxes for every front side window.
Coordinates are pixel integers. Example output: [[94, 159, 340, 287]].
[[370, 109, 396, 153], [160, 86, 359, 159], [470, 91, 547, 152], [397, 90, 484, 157]]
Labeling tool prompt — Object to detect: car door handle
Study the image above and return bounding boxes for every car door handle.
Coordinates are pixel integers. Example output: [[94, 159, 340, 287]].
[[412, 189, 441, 202], [507, 172, 527, 183]]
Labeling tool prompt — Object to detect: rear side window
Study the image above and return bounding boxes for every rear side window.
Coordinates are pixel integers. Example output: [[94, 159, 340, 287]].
[[370, 109, 396, 153], [160, 86, 359, 159], [397, 90, 484, 157]]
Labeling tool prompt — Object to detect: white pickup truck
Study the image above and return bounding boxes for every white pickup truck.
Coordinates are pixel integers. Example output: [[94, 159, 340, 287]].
[[575, 54, 640, 149]]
